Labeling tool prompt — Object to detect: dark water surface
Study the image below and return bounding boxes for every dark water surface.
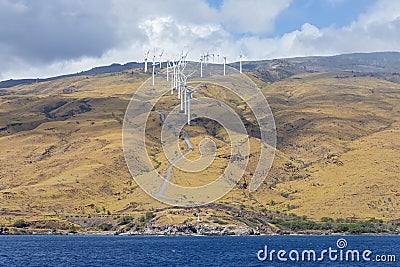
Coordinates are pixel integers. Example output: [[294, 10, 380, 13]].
[[0, 235, 398, 266]]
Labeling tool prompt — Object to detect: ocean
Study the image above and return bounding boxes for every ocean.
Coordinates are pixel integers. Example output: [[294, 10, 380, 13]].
[[0, 235, 398, 266]]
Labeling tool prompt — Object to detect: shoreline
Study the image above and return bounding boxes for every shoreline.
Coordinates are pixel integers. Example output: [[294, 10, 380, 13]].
[[1, 229, 399, 237]]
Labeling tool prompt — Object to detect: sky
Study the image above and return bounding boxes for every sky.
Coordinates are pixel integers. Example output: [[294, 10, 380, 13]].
[[0, 0, 399, 80]]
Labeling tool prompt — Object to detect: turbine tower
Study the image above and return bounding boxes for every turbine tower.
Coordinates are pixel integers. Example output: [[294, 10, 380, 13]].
[[152, 54, 156, 86], [187, 89, 193, 125], [172, 61, 177, 95], [200, 55, 203, 78], [180, 78, 184, 112], [166, 60, 170, 82], [144, 50, 149, 73], [185, 84, 201, 125], [204, 52, 210, 64], [159, 50, 164, 69], [223, 56, 227, 76], [177, 63, 181, 100], [184, 85, 187, 114], [170, 61, 175, 94], [182, 51, 188, 64], [239, 54, 243, 73]]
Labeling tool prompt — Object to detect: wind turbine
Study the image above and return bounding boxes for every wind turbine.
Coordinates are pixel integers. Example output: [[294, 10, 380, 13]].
[[173, 60, 178, 95], [184, 85, 188, 114], [170, 60, 175, 94], [204, 52, 210, 64], [152, 54, 156, 86], [223, 56, 227, 76], [239, 54, 243, 73], [185, 84, 202, 125], [186, 87, 198, 125], [200, 55, 204, 78], [180, 76, 184, 112], [181, 51, 188, 63], [177, 62, 181, 100], [186, 89, 193, 125], [166, 60, 170, 82], [144, 50, 149, 73], [159, 50, 164, 69], [180, 70, 188, 112]]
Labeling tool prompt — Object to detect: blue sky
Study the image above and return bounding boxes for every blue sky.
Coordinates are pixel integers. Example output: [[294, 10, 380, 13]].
[[207, 0, 377, 38], [273, 0, 376, 36], [0, 0, 399, 80]]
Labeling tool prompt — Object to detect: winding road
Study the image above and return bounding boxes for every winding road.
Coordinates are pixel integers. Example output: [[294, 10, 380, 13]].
[[155, 111, 193, 197]]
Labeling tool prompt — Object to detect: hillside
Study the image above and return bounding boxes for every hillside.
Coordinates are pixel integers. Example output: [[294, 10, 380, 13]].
[[0, 54, 399, 234], [2, 52, 400, 89]]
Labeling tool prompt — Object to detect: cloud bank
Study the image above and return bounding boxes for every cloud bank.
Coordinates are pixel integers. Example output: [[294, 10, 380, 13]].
[[0, 0, 399, 80]]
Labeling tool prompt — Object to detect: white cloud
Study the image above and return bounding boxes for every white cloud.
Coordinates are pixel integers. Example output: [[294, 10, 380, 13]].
[[220, 0, 292, 34], [1, 0, 400, 80], [234, 0, 400, 59]]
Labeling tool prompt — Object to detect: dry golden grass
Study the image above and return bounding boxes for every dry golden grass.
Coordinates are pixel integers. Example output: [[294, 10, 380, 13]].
[[0, 69, 399, 227], [252, 72, 400, 220]]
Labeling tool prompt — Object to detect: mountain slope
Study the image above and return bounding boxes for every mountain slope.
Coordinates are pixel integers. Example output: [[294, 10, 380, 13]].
[[0, 57, 399, 233]]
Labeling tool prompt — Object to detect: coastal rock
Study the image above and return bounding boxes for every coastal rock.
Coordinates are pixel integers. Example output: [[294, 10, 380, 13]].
[[122, 223, 259, 236], [0, 227, 9, 235]]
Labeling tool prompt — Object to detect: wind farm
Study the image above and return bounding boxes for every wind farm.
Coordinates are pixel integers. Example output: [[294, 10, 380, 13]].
[[0, 51, 399, 235], [1, 1, 400, 266], [126, 49, 272, 206], [143, 49, 232, 128]]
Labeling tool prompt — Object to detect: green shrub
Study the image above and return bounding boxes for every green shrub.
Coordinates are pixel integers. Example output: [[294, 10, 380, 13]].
[[333, 224, 349, 233], [321, 217, 334, 223], [13, 219, 27, 228], [99, 223, 112, 231], [145, 212, 154, 220], [119, 216, 133, 225], [212, 218, 228, 225], [69, 225, 77, 233]]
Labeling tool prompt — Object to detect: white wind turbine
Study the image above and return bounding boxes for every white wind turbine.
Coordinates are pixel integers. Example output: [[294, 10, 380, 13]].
[[166, 59, 170, 82], [177, 65, 189, 113], [185, 87, 194, 125], [200, 55, 204, 78], [181, 51, 188, 64], [176, 58, 185, 101], [144, 50, 149, 73], [180, 70, 186, 112], [172, 60, 178, 95], [159, 50, 164, 69], [204, 52, 210, 64], [152, 54, 156, 86], [239, 54, 243, 73], [185, 83, 202, 125], [223, 56, 227, 76], [177, 61, 182, 101], [178, 67, 201, 125], [170, 60, 175, 94]]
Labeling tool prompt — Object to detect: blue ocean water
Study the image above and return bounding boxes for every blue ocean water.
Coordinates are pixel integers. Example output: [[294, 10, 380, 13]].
[[0, 235, 398, 266]]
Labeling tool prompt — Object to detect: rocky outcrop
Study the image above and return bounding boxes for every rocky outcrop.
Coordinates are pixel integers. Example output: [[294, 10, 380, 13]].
[[119, 223, 260, 236], [0, 227, 9, 235]]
